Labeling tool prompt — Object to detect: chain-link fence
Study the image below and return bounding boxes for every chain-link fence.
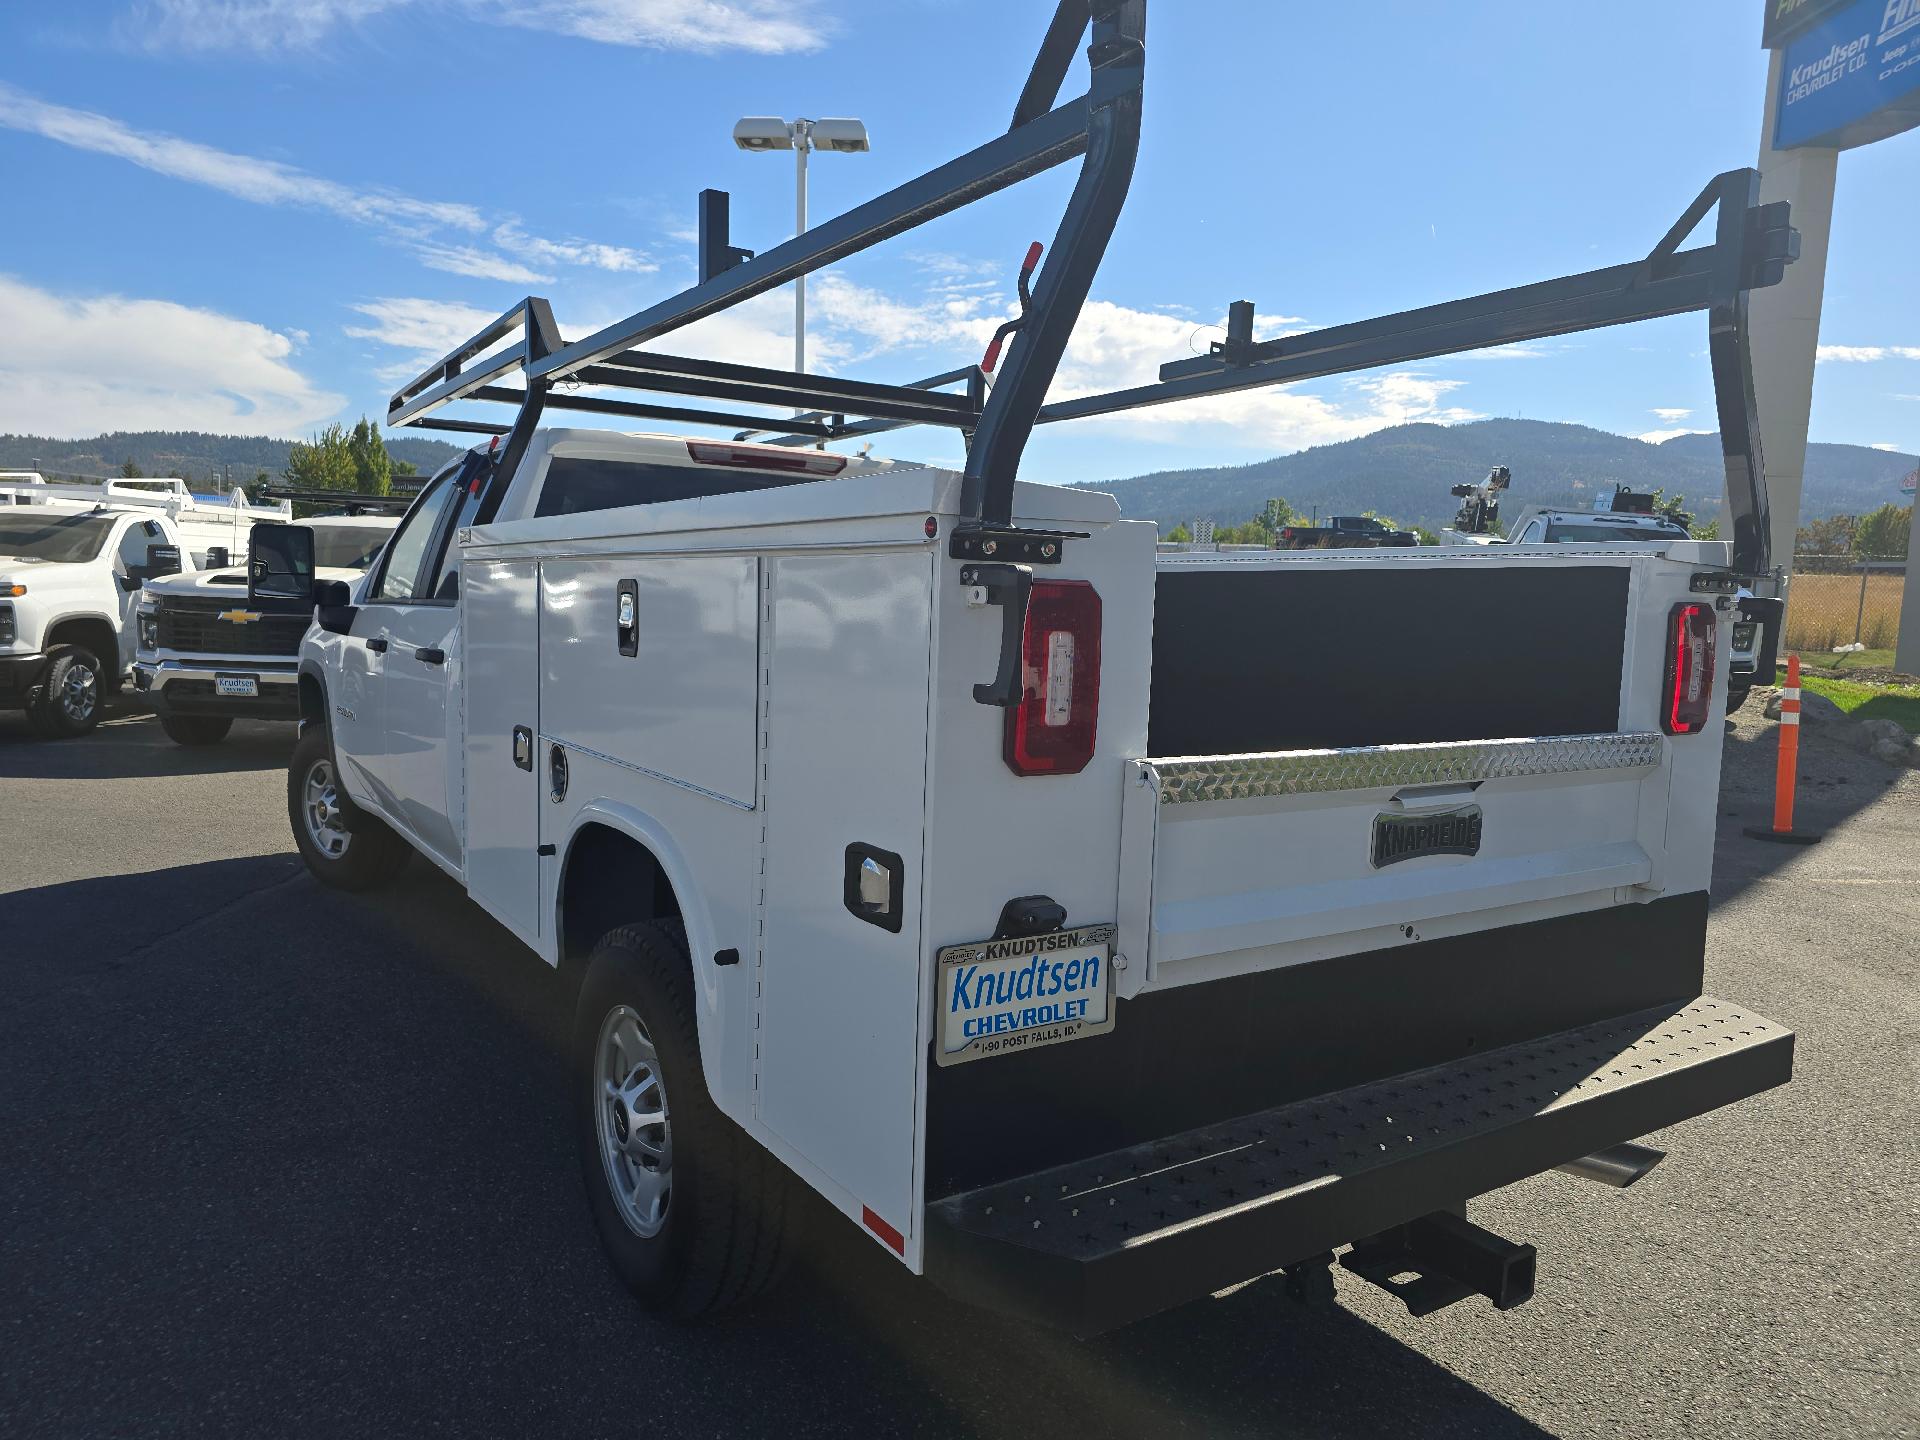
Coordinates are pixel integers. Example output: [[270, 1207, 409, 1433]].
[[1784, 553, 1906, 653]]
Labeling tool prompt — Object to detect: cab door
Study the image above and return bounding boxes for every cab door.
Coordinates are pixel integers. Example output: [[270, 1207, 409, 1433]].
[[354, 471, 465, 863]]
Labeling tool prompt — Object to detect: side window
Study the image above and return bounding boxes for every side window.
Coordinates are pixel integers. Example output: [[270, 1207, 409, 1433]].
[[421, 467, 485, 602], [116, 519, 161, 570], [371, 477, 458, 603]]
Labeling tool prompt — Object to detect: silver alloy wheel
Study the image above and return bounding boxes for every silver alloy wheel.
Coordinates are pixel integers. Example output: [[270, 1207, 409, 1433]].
[[596, 1003, 672, 1238], [58, 657, 98, 726], [302, 757, 353, 860]]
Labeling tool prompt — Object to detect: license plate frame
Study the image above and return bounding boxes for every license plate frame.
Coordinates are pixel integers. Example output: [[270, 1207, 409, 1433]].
[[1371, 804, 1483, 868], [213, 673, 259, 698], [935, 924, 1117, 1067]]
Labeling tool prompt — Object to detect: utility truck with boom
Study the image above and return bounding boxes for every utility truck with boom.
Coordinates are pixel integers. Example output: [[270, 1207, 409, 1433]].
[[285, 2, 1797, 1333]]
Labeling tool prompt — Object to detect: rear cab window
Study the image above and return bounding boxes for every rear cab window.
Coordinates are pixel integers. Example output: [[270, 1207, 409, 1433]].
[[533, 456, 834, 519]]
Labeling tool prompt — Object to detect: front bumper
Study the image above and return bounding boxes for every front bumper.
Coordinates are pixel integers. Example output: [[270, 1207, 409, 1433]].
[[926, 995, 1793, 1334], [133, 659, 301, 721], [0, 651, 50, 708]]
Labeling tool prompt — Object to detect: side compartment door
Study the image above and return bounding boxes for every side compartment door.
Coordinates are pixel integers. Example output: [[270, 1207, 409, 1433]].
[[757, 550, 933, 1255], [462, 556, 542, 947]]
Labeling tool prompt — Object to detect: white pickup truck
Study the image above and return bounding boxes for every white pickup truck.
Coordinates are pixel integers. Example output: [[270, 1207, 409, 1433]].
[[281, 2, 1800, 1333], [134, 513, 399, 746], [0, 503, 197, 736]]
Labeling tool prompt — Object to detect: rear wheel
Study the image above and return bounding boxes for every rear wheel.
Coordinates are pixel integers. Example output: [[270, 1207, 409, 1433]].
[[286, 725, 408, 890], [575, 919, 790, 1316], [28, 646, 104, 738], [161, 714, 233, 746]]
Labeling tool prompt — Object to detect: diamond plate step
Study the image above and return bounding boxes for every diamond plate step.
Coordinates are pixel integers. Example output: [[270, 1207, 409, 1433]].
[[925, 995, 1793, 1333]]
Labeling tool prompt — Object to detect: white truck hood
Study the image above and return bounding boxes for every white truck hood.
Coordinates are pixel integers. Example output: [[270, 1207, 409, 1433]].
[[143, 566, 363, 600]]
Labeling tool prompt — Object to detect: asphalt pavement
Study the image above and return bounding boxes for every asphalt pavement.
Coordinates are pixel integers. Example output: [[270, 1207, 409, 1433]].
[[0, 701, 1914, 1439]]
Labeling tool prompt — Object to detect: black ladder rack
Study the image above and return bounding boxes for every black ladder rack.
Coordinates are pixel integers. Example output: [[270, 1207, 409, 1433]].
[[385, 0, 1794, 574]]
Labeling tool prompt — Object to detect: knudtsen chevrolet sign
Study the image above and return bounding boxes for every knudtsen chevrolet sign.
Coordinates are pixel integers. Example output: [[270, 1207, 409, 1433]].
[[1774, 0, 1920, 148]]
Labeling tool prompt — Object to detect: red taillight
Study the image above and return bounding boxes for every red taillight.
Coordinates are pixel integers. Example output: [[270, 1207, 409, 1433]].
[[685, 440, 847, 475], [1662, 601, 1717, 735], [1005, 579, 1101, 776]]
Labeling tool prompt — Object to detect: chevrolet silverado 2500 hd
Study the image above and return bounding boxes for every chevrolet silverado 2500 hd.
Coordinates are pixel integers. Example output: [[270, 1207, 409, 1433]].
[[283, 1, 1797, 1333], [134, 513, 400, 745]]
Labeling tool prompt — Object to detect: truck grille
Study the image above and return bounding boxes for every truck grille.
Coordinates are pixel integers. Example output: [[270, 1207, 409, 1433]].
[[155, 598, 311, 657]]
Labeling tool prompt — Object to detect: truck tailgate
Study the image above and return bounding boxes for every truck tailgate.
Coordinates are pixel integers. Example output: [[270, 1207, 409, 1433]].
[[1119, 730, 1668, 992]]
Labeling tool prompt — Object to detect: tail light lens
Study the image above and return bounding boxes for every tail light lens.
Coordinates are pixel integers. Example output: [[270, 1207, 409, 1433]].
[[1662, 601, 1717, 735], [1005, 579, 1101, 775]]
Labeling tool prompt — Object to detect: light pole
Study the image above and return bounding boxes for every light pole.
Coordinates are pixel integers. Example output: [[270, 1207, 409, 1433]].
[[732, 116, 870, 375]]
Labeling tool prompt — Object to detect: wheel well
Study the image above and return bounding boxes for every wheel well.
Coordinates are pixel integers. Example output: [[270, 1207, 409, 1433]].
[[47, 616, 118, 666], [298, 672, 326, 726], [558, 823, 684, 976]]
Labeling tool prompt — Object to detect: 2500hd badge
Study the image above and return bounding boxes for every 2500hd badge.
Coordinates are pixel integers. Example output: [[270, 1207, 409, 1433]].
[[936, 924, 1117, 1066]]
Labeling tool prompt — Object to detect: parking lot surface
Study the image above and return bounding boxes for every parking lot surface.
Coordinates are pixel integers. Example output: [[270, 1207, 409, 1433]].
[[1, 703, 1915, 1439]]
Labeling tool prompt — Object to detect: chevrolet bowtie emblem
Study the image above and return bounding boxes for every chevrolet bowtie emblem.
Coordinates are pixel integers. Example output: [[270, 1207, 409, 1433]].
[[217, 609, 261, 623]]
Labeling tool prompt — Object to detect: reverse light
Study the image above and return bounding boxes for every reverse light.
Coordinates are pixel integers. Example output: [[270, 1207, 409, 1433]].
[[1662, 601, 1717, 736], [685, 441, 847, 476], [1005, 579, 1101, 775]]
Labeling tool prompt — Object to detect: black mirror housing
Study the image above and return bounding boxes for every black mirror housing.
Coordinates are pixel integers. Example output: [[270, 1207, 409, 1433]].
[[145, 543, 183, 579], [248, 523, 315, 605], [314, 578, 357, 635]]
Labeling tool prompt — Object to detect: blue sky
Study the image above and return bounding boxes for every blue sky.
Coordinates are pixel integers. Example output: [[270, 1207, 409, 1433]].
[[0, 0, 1915, 485]]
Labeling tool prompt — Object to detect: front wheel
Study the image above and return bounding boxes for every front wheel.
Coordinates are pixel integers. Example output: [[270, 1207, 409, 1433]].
[[286, 725, 408, 890], [575, 920, 790, 1316], [162, 714, 233, 746], [28, 646, 104, 737]]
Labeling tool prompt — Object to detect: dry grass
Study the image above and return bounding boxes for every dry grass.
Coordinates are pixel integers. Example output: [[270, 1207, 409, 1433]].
[[1783, 571, 1905, 652]]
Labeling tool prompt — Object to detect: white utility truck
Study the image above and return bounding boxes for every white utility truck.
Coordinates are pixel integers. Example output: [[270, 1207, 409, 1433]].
[[281, 2, 1799, 1333], [135, 504, 402, 745]]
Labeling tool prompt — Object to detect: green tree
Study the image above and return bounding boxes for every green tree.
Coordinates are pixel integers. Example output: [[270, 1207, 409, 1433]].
[[1690, 518, 1721, 541], [1647, 488, 1695, 530], [391, 457, 418, 479], [284, 424, 356, 491], [1410, 525, 1440, 546], [1165, 523, 1192, 543], [119, 457, 142, 478], [1852, 501, 1911, 559], [253, 470, 271, 488], [1797, 513, 1855, 556], [346, 416, 394, 496]]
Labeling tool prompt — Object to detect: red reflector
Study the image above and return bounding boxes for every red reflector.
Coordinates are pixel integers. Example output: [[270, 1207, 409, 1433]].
[[1662, 601, 1717, 735], [861, 1206, 905, 1255], [1005, 579, 1101, 776], [685, 440, 847, 476]]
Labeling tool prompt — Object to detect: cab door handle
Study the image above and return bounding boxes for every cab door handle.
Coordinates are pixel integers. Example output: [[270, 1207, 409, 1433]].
[[366, 637, 389, 654], [416, 647, 446, 665]]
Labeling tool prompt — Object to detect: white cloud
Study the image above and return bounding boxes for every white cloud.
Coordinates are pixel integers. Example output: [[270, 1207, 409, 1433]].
[[0, 275, 342, 437], [493, 223, 655, 276], [1636, 427, 1710, 444], [117, 0, 829, 54], [411, 243, 555, 286], [1651, 406, 1693, 422], [1460, 345, 1551, 360], [0, 83, 649, 283], [1817, 344, 1920, 363], [1870, 442, 1901, 452]]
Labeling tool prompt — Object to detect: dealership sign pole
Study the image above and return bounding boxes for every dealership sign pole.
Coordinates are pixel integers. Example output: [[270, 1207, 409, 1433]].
[[1748, 0, 1920, 644]]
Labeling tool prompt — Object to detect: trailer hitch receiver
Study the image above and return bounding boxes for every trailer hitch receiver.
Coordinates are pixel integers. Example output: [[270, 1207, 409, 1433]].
[[1340, 1210, 1537, 1317]]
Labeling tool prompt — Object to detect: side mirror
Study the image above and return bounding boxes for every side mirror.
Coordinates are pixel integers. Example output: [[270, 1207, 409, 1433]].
[[117, 572, 144, 593], [248, 523, 314, 605], [206, 545, 230, 569], [146, 543, 183, 579], [314, 578, 357, 636]]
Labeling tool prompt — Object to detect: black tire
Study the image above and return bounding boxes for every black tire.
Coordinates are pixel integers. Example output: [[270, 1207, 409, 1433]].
[[1726, 684, 1752, 716], [29, 646, 105, 738], [286, 725, 409, 890], [575, 919, 790, 1316], [162, 714, 233, 746]]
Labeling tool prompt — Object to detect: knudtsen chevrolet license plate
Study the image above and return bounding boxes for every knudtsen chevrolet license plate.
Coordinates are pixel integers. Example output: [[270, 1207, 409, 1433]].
[[214, 674, 259, 698], [936, 924, 1116, 1067]]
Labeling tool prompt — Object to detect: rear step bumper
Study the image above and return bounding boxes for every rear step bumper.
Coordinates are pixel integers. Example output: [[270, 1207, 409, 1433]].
[[925, 996, 1792, 1335]]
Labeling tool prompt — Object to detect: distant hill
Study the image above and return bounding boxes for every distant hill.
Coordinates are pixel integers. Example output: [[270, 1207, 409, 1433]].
[[0, 430, 466, 487], [1083, 419, 1917, 534]]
